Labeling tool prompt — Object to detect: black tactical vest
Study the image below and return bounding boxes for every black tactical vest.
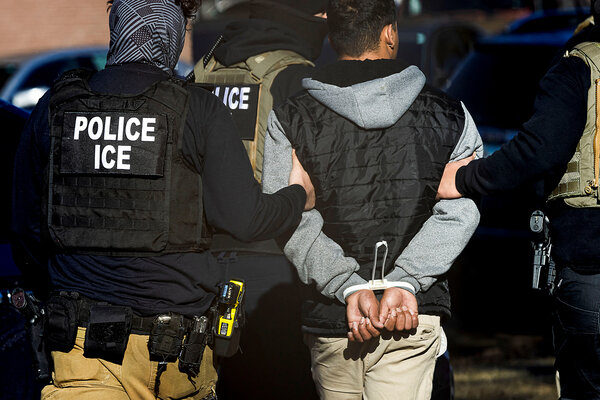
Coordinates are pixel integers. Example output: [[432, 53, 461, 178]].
[[46, 69, 211, 256], [276, 86, 464, 335]]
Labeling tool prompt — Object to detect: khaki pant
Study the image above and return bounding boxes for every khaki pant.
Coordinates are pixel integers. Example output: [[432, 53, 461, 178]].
[[306, 315, 441, 400], [42, 327, 217, 400]]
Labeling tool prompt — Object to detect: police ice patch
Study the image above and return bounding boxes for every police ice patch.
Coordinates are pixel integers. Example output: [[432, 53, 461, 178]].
[[201, 83, 260, 141], [60, 111, 169, 176]]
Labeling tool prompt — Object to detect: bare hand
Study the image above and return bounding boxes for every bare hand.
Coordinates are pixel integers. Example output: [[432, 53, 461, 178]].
[[346, 290, 381, 342], [378, 287, 419, 332], [289, 149, 315, 211], [436, 153, 475, 200]]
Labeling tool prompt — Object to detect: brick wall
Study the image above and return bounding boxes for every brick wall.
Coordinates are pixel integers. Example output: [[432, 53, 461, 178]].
[[0, 0, 194, 63]]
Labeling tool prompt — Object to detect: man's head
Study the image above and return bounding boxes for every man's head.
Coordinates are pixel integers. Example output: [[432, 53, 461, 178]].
[[327, 0, 398, 60], [106, 0, 199, 74], [593, 0, 600, 23]]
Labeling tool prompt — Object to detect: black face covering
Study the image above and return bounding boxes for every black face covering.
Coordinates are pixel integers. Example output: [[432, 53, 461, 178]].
[[251, 1, 329, 61], [106, 0, 186, 75]]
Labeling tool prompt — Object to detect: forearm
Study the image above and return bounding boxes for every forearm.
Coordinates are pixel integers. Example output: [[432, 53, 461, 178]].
[[199, 103, 305, 241], [387, 198, 479, 292]]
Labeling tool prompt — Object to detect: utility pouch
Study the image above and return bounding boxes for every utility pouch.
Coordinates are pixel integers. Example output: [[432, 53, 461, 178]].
[[83, 304, 132, 364], [149, 313, 185, 362], [179, 315, 209, 376], [45, 295, 78, 353]]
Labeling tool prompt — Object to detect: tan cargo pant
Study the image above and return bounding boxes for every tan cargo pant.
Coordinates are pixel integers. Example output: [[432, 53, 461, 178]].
[[306, 314, 441, 400], [42, 327, 217, 400]]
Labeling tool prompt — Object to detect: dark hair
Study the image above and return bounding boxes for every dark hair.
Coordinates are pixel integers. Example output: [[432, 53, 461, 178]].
[[327, 0, 397, 58], [106, 0, 199, 19]]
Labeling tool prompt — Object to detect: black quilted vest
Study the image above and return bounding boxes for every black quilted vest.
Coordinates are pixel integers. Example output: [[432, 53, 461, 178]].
[[276, 85, 465, 335], [46, 69, 211, 256]]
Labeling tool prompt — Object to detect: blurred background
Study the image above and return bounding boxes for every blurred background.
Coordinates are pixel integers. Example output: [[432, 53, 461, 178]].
[[0, 0, 591, 399]]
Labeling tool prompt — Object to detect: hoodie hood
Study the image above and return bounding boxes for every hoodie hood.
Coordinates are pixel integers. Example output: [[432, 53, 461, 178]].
[[214, 13, 328, 65], [106, 0, 186, 75], [303, 60, 426, 129]]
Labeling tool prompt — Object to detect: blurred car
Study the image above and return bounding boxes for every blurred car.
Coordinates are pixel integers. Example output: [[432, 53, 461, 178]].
[[0, 47, 193, 111], [0, 47, 108, 111], [191, 2, 482, 88], [445, 28, 573, 157]]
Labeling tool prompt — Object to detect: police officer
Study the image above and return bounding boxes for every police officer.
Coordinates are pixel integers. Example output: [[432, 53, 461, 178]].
[[194, 1, 328, 398], [11, 0, 314, 398], [437, 3, 600, 399]]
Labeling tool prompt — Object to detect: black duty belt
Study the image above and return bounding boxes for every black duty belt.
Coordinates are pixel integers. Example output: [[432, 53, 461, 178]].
[[55, 291, 193, 335]]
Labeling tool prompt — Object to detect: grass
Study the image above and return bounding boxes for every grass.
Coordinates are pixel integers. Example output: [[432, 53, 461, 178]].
[[449, 331, 558, 400]]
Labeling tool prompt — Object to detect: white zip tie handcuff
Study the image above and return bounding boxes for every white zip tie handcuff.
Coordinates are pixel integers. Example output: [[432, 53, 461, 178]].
[[342, 240, 416, 300]]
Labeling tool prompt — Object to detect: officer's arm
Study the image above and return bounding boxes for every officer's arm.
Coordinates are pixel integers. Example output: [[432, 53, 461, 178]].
[[184, 89, 306, 242], [456, 56, 590, 198], [262, 110, 367, 304], [386, 103, 482, 293]]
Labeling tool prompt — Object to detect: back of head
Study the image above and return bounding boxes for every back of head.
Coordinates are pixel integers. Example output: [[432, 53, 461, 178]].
[[327, 0, 397, 58], [106, 0, 198, 74], [593, 0, 600, 24]]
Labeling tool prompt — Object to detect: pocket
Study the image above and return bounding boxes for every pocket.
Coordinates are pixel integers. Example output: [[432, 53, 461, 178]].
[[555, 296, 600, 334], [52, 328, 112, 388]]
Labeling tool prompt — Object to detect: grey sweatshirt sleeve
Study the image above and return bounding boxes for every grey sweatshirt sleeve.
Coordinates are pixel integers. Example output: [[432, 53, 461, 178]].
[[262, 111, 367, 304], [385, 102, 483, 292]]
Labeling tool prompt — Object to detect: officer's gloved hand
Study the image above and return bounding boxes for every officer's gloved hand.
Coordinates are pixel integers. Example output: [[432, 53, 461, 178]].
[[289, 149, 315, 210]]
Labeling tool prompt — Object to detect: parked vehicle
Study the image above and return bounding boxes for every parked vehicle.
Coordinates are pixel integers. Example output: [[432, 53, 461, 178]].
[[191, 2, 482, 88], [0, 47, 107, 110], [0, 47, 193, 111]]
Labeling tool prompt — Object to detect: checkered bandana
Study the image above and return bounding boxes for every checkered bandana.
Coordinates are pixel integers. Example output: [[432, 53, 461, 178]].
[[107, 0, 186, 74]]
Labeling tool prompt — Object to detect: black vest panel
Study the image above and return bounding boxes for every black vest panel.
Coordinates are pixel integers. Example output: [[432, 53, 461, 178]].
[[46, 69, 210, 256], [277, 86, 464, 335]]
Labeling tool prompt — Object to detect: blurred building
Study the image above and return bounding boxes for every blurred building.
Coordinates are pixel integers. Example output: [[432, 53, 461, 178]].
[[0, 0, 194, 63]]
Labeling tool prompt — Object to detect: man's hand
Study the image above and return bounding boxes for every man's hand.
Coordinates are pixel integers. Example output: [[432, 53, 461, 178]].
[[378, 287, 419, 332], [289, 149, 315, 210], [436, 154, 474, 200], [345, 290, 381, 343]]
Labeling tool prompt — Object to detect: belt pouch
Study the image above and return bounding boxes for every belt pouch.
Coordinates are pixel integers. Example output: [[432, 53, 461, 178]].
[[45, 295, 78, 352], [83, 304, 132, 364], [179, 315, 208, 375], [149, 313, 185, 362]]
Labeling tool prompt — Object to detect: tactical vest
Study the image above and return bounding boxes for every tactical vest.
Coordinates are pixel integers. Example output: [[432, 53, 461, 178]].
[[275, 87, 464, 335], [194, 50, 313, 182], [46, 69, 211, 256], [548, 42, 600, 208]]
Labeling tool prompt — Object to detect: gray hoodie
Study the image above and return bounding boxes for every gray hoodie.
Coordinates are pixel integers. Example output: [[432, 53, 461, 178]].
[[262, 65, 483, 304]]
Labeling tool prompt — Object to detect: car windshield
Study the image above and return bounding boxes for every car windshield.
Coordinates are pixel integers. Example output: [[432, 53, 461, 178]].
[[445, 38, 565, 129], [20, 53, 106, 91]]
